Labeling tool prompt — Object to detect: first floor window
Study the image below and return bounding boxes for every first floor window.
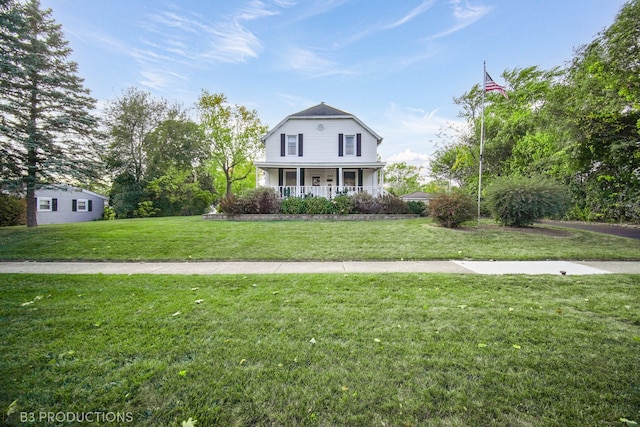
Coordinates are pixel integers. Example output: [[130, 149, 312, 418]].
[[343, 171, 356, 187], [38, 197, 52, 211], [72, 199, 91, 212], [285, 171, 297, 186]]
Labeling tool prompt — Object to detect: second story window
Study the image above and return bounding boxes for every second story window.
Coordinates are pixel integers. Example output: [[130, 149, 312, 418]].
[[287, 135, 297, 156], [345, 135, 355, 156]]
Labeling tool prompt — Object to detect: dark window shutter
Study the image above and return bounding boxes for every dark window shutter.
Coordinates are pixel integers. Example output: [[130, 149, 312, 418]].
[[280, 134, 285, 157], [358, 169, 363, 187], [52, 198, 58, 212], [356, 133, 362, 157], [300, 168, 305, 186], [72, 199, 77, 212], [278, 168, 284, 187], [338, 134, 344, 157], [298, 134, 303, 157], [88, 200, 93, 212]]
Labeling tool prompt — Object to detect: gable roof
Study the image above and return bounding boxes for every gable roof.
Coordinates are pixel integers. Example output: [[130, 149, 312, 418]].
[[262, 102, 383, 144], [289, 103, 351, 117], [400, 191, 438, 201]]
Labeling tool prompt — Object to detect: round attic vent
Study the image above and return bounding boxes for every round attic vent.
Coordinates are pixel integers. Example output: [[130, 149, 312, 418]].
[[317, 123, 325, 131]]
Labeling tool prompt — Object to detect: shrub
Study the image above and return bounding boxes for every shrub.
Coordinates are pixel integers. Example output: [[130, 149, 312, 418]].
[[303, 196, 333, 214], [486, 176, 570, 227], [379, 193, 409, 214], [352, 192, 381, 214], [407, 201, 427, 216], [244, 187, 281, 214], [0, 194, 26, 226], [217, 195, 242, 215], [428, 191, 475, 228], [281, 197, 305, 214], [102, 206, 116, 220], [217, 187, 281, 215], [133, 200, 159, 218], [331, 195, 354, 215]]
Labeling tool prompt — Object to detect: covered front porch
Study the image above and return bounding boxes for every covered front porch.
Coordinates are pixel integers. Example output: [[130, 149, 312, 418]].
[[254, 162, 386, 199]]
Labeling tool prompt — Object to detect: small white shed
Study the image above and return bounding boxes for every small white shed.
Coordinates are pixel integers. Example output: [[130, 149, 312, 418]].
[[36, 185, 108, 224]]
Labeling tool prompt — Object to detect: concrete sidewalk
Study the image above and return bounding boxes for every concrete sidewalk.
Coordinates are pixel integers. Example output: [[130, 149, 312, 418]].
[[1, 260, 639, 275]]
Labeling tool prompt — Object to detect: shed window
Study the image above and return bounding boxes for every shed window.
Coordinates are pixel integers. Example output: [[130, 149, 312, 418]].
[[287, 135, 297, 156], [38, 197, 52, 211], [345, 135, 355, 156]]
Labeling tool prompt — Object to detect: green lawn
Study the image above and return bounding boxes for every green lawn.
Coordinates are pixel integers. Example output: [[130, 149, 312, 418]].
[[1, 273, 639, 426], [1, 216, 639, 261]]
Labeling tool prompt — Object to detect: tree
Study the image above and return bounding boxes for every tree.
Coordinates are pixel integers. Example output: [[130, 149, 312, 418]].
[[0, 0, 103, 227], [384, 162, 424, 195], [104, 87, 171, 183], [197, 91, 268, 198], [561, 0, 640, 222]]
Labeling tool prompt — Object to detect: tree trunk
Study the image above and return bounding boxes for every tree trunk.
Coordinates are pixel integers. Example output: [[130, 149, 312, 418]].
[[26, 184, 37, 228]]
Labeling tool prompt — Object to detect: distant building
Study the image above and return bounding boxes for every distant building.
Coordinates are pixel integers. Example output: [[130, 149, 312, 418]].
[[400, 191, 438, 204], [36, 185, 108, 224]]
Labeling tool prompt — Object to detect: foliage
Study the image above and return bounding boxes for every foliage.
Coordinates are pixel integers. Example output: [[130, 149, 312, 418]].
[[104, 87, 173, 183], [0, 0, 104, 227], [133, 200, 159, 218], [109, 172, 147, 218], [102, 206, 115, 221], [406, 201, 428, 216], [560, 0, 640, 223], [302, 196, 334, 214], [197, 92, 268, 198], [146, 168, 215, 216], [379, 193, 409, 214], [384, 162, 424, 195], [280, 197, 306, 214], [216, 195, 242, 215], [0, 194, 26, 226], [331, 194, 354, 214], [217, 187, 280, 215], [486, 176, 570, 227], [428, 191, 475, 228], [430, 2, 640, 223], [351, 192, 381, 214]]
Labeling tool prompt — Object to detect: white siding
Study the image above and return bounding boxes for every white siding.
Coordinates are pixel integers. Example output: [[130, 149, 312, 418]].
[[264, 117, 379, 163], [36, 188, 107, 224]]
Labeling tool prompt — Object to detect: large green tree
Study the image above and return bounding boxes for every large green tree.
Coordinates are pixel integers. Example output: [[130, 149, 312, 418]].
[[561, 0, 640, 221], [197, 91, 268, 198], [0, 0, 103, 227], [384, 162, 424, 195], [104, 87, 171, 184]]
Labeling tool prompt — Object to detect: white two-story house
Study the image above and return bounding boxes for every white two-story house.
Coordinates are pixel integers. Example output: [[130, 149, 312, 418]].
[[255, 103, 386, 198]]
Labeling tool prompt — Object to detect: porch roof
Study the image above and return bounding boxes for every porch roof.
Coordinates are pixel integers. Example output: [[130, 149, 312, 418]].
[[254, 161, 386, 169]]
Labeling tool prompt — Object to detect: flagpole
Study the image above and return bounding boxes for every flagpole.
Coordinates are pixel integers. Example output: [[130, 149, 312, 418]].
[[478, 61, 486, 224]]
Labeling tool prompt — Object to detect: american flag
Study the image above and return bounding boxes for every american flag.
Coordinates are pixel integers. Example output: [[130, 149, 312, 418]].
[[485, 72, 508, 99]]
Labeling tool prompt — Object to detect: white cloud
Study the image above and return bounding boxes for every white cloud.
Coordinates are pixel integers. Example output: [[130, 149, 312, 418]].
[[377, 102, 465, 164], [426, 0, 491, 40], [385, 0, 436, 29], [283, 47, 357, 78]]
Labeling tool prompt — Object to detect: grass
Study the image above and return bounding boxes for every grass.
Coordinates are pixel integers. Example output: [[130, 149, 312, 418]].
[[1, 273, 639, 426], [1, 216, 639, 261]]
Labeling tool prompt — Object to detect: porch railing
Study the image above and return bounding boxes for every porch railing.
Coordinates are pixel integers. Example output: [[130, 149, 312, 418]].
[[274, 186, 385, 199]]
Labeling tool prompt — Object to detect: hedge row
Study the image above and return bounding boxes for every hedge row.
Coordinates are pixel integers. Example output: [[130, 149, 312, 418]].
[[217, 187, 427, 216]]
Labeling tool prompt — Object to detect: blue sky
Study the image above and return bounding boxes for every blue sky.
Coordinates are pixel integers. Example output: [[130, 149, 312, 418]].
[[41, 0, 626, 169]]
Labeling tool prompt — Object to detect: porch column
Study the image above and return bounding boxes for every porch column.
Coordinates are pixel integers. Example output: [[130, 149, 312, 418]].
[[296, 167, 300, 197], [338, 167, 343, 192]]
